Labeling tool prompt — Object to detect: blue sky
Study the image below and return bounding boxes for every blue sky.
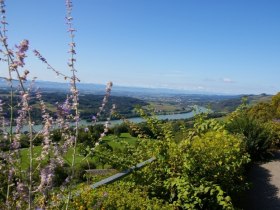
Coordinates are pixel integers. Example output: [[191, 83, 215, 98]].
[[2, 0, 280, 94]]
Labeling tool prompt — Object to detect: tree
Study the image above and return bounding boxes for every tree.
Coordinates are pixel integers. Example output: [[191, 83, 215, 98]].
[[272, 92, 280, 118], [247, 102, 274, 122]]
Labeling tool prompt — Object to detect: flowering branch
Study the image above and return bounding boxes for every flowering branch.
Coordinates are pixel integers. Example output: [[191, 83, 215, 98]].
[[93, 81, 113, 123], [33, 49, 73, 81], [65, 1, 80, 209]]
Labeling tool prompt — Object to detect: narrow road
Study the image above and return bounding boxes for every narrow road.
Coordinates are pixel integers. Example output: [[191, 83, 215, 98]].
[[241, 151, 280, 210]]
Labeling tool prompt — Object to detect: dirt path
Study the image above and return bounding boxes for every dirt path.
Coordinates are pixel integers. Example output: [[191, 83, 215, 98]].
[[241, 151, 280, 210]]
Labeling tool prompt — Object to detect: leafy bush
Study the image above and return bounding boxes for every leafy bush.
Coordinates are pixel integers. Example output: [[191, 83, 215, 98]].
[[114, 123, 129, 137], [271, 92, 280, 118], [128, 122, 156, 139], [265, 121, 280, 148], [53, 165, 69, 187], [226, 114, 274, 160], [99, 116, 250, 209], [60, 182, 174, 210], [247, 102, 274, 123], [160, 130, 249, 209]]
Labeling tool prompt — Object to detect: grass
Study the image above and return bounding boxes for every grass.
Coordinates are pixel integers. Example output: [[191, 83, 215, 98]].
[[20, 146, 42, 169], [64, 147, 91, 166], [20, 133, 138, 169], [20, 146, 90, 170], [102, 133, 138, 149]]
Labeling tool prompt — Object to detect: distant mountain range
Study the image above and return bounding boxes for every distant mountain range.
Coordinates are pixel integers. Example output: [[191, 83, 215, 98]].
[[0, 78, 245, 97]]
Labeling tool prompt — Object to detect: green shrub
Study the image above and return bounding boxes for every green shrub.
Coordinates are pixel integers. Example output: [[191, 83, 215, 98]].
[[226, 115, 273, 160], [265, 121, 280, 148], [114, 123, 129, 137], [128, 122, 156, 139], [118, 118, 250, 209], [53, 165, 69, 187], [65, 113, 250, 209], [160, 130, 249, 209], [69, 182, 173, 210]]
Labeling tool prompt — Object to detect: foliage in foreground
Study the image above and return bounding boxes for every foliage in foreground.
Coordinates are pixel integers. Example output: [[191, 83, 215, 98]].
[[226, 114, 273, 160], [43, 182, 173, 210], [226, 94, 280, 160], [55, 115, 250, 210]]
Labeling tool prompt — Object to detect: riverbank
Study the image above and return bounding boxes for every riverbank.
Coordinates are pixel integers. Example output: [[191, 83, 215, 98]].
[[8, 106, 208, 133]]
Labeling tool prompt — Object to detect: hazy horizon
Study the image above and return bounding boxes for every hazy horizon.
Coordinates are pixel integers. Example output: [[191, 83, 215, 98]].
[[0, 77, 274, 96]]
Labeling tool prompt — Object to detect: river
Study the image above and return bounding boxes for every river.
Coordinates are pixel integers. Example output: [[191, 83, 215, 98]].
[[13, 106, 208, 132]]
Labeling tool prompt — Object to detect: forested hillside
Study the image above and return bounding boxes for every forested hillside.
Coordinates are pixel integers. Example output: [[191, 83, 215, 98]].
[[0, 89, 148, 122]]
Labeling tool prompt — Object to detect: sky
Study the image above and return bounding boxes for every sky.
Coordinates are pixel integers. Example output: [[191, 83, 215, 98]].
[[1, 0, 280, 94]]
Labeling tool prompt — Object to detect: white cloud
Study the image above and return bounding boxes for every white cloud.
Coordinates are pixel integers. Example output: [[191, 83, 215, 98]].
[[204, 77, 236, 84], [222, 78, 235, 83], [196, 86, 205, 90]]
